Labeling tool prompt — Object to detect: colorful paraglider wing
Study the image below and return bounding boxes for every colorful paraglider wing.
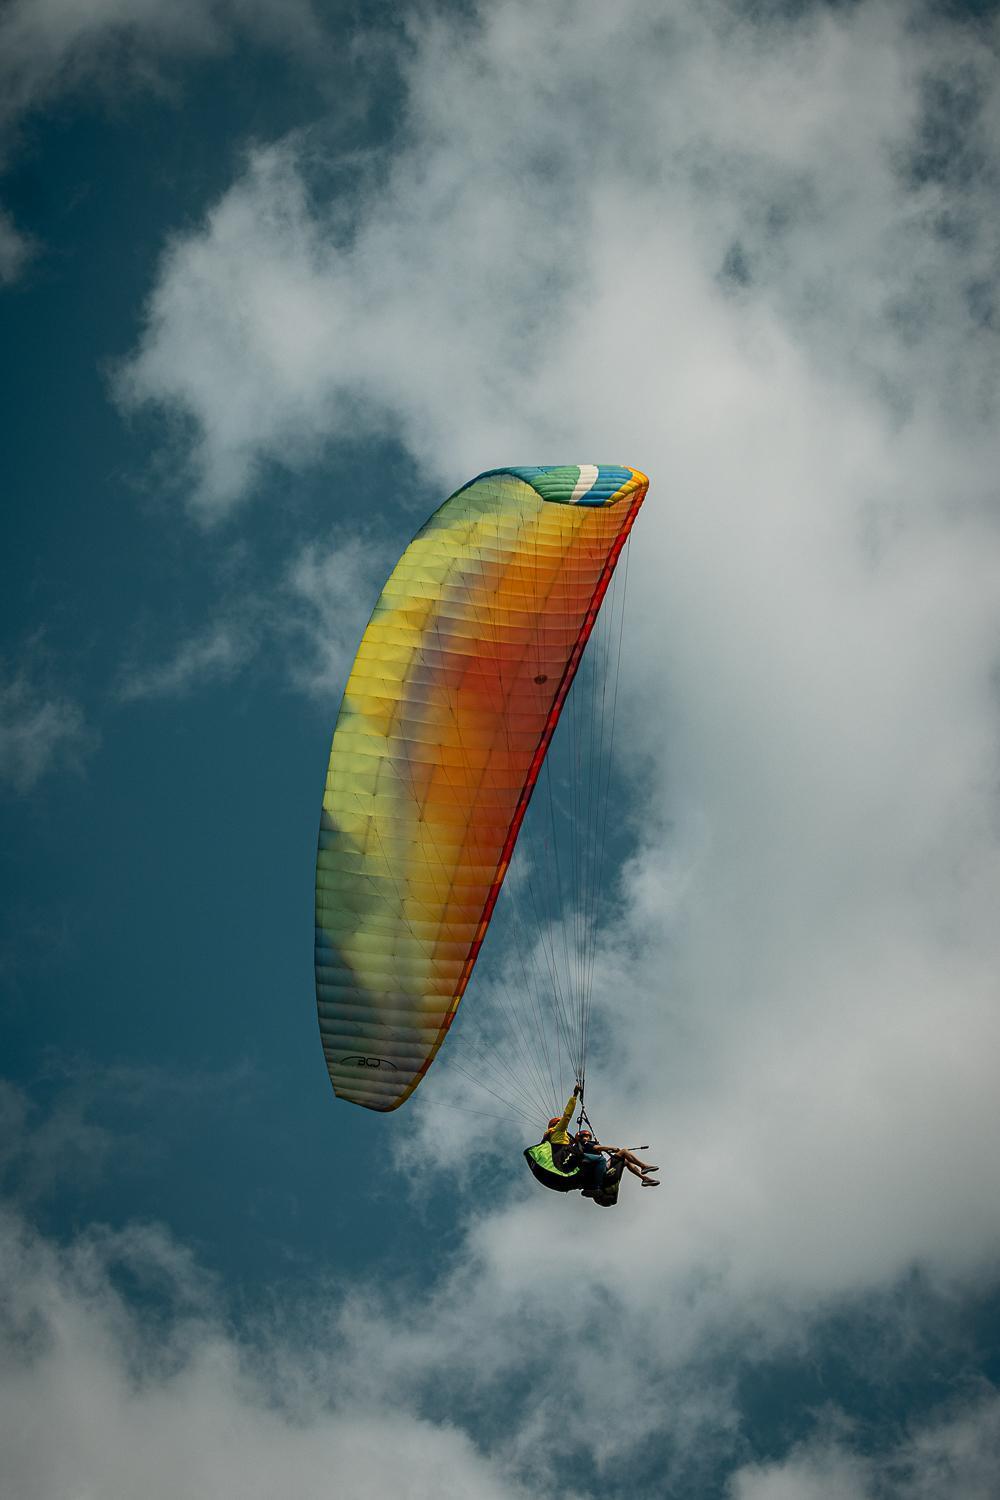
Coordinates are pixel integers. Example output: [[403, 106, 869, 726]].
[[315, 464, 648, 1110]]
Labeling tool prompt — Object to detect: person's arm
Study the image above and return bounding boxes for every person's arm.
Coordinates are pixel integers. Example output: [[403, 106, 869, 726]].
[[549, 1091, 579, 1145]]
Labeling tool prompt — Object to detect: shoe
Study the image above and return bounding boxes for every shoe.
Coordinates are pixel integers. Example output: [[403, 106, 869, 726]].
[[640, 1178, 660, 1187]]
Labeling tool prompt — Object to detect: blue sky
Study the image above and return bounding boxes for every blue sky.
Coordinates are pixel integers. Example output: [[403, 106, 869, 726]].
[[3, 1, 1000, 1496]]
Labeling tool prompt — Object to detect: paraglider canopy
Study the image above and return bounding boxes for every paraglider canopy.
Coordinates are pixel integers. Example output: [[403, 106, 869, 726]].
[[315, 464, 648, 1111]]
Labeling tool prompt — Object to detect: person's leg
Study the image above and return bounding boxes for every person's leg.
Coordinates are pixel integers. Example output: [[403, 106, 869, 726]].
[[580, 1151, 607, 1191], [606, 1151, 660, 1187], [621, 1149, 658, 1173], [593, 1154, 624, 1206], [601, 1147, 657, 1173]]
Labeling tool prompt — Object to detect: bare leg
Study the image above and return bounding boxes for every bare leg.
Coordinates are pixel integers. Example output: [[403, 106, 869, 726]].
[[615, 1148, 658, 1174], [607, 1153, 660, 1186], [600, 1146, 656, 1168]]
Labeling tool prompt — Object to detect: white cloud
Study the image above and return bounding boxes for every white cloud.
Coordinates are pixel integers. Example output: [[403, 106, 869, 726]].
[[117, 617, 256, 701], [730, 1395, 1000, 1499], [4, 1180, 998, 1498], [0, 0, 323, 139], [0, 0, 327, 284], [116, 147, 375, 516], [0, 663, 97, 791], [0, 1064, 260, 1207], [0, 1205, 538, 1500], [283, 534, 392, 699], [0, 206, 32, 283], [118, 2, 1000, 514], [731, 1440, 877, 1500], [0, 1080, 113, 1205], [111, 533, 388, 706]]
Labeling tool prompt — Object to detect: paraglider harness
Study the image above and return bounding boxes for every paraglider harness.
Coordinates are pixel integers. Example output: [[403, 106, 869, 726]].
[[523, 1085, 625, 1207]]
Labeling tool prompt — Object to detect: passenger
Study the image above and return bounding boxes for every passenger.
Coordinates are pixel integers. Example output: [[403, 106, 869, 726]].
[[541, 1089, 659, 1195]]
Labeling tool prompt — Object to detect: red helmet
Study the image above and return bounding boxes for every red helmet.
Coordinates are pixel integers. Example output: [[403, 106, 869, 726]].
[[546, 1117, 562, 1130]]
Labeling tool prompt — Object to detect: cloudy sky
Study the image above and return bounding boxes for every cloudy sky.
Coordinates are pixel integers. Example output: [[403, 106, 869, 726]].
[[3, 0, 1000, 1495]]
